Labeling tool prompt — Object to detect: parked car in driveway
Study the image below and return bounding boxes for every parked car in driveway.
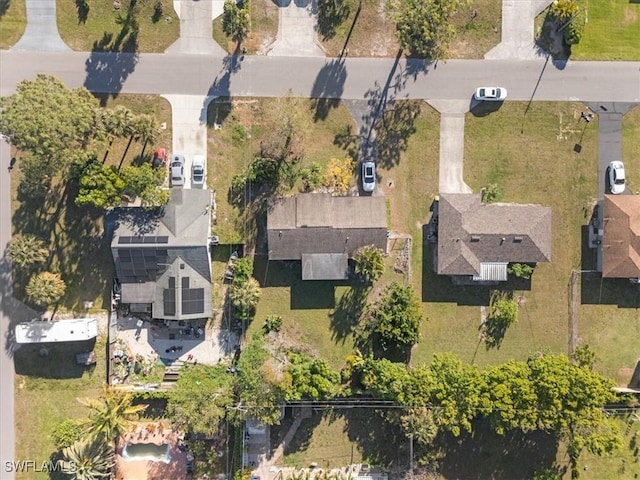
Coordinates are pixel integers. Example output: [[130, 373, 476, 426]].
[[362, 161, 376, 192], [192, 155, 206, 187], [608, 160, 625, 194], [474, 87, 507, 101], [170, 154, 185, 187]]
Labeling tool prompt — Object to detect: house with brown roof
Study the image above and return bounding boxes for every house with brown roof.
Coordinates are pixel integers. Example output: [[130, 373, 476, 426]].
[[602, 195, 640, 279], [436, 193, 552, 281], [267, 193, 388, 280]]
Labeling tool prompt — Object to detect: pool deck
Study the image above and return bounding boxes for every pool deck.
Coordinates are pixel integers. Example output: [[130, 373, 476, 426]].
[[114, 422, 187, 480]]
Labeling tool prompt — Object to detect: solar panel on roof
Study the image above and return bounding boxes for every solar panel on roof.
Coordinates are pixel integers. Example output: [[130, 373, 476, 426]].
[[182, 277, 189, 289], [118, 236, 131, 244], [182, 287, 205, 315], [169, 277, 175, 289], [163, 289, 176, 316], [131, 236, 144, 243], [157, 236, 169, 243]]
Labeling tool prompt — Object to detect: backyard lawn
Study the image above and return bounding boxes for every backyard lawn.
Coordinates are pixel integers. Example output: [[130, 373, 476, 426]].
[[14, 336, 107, 480], [56, 0, 179, 52], [571, 0, 640, 60], [0, 0, 26, 49]]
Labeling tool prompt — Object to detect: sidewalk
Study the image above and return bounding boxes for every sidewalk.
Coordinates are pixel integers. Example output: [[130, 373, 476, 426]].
[[13, 0, 69, 51]]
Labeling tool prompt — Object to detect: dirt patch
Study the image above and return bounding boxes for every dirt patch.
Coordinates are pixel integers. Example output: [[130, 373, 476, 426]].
[[624, 6, 638, 25]]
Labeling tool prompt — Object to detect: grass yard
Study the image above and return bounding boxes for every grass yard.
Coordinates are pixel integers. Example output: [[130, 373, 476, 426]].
[[213, 0, 278, 54], [571, 0, 640, 60], [56, 0, 179, 52], [14, 336, 107, 480], [10, 94, 172, 312], [318, 0, 501, 58], [0, 0, 26, 49]]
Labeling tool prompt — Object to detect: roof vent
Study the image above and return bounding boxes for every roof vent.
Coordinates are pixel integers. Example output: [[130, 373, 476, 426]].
[[471, 235, 480, 242], [513, 236, 523, 243]]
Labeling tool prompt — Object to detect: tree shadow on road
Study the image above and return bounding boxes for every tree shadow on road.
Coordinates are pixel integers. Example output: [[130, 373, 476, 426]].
[[201, 49, 245, 126], [310, 58, 347, 122]]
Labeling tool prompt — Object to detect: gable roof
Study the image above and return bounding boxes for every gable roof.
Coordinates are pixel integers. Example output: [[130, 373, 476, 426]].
[[267, 193, 387, 261], [110, 189, 212, 319], [437, 194, 552, 276], [602, 195, 640, 278]]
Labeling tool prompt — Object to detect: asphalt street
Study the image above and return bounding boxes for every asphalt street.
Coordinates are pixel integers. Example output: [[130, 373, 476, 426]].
[[1, 51, 639, 103]]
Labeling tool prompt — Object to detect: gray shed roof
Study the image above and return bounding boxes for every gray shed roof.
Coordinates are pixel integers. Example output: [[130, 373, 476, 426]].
[[437, 194, 552, 276], [267, 194, 388, 260]]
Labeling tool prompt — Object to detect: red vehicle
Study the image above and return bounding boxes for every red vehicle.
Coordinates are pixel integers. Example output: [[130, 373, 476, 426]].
[[152, 148, 167, 169]]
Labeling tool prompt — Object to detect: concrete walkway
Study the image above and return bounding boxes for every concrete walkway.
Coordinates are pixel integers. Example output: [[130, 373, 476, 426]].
[[485, 0, 553, 60], [165, 0, 226, 55], [268, 0, 324, 57], [12, 0, 69, 51], [161, 95, 215, 189], [427, 100, 473, 194]]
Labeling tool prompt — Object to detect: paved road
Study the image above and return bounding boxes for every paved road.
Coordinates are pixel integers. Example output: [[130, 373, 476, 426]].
[[1, 51, 639, 102]]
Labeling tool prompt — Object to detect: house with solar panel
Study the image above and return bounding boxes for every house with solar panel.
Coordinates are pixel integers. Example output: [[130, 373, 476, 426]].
[[435, 193, 552, 282], [267, 193, 388, 280], [110, 188, 214, 320]]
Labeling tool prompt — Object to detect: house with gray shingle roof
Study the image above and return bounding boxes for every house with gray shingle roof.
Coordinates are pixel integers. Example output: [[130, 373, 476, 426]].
[[267, 193, 388, 280], [436, 193, 552, 281], [110, 188, 213, 320], [602, 194, 640, 279]]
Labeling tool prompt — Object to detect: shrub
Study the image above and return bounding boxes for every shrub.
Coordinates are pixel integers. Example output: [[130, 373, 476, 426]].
[[507, 263, 534, 279], [233, 257, 254, 285], [263, 315, 283, 334], [51, 419, 83, 450], [481, 183, 500, 203]]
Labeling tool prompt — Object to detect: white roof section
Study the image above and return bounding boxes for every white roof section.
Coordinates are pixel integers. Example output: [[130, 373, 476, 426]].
[[472, 262, 509, 281], [15, 318, 98, 344]]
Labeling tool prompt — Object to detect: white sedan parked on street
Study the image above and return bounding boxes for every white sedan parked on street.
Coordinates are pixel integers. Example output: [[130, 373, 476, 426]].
[[474, 87, 507, 101]]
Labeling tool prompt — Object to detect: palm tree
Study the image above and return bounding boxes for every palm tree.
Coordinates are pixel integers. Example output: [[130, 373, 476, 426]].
[[353, 244, 385, 283], [25, 271, 66, 308], [78, 385, 147, 443], [101, 105, 134, 164], [7, 234, 49, 272], [133, 113, 160, 158], [61, 437, 115, 480], [229, 277, 261, 321]]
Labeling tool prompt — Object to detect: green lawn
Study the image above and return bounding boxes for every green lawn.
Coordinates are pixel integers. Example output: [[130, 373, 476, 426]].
[[571, 0, 640, 60], [56, 0, 179, 52], [14, 336, 107, 480], [0, 0, 26, 49]]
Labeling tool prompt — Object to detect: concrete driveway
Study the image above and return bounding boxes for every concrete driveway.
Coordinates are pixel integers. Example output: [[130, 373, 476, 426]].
[[268, 0, 324, 57], [13, 0, 69, 52]]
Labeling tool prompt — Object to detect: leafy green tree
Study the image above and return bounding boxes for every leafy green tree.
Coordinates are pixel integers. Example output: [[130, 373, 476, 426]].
[[235, 332, 285, 425], [229, 277, 261, 321], [481, 360, 538, 434], [51, 418, 84, 450], [400, 407, 438, 447], [7, 234, 49, 272], [357, 357, 412, 401], [572, 344, 596, 369], [427, 353, 485, 436], [121, 163, 163, 197], [222, 0, 250, 44], [551, 0, 579, 21], [78, 385, 147, 443], [139, 186, 170, 208], [300, 162, 323, 192], [353, 245, 385, 283], [360, 282, 423, 351], [133, 113, 160, 157], [284, 351, 340, 401], [17, 154, 58, 200], [60, 437, 115, 480], [26, 271, 66, 308], [75, 159, 126, 209], [167, 365, 234, 436], [387, 0, 469, 59], [0, 74, 98, 163]]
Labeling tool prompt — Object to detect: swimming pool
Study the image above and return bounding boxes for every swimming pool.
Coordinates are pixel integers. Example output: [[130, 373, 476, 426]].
[[122, 442, 171, 463]]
